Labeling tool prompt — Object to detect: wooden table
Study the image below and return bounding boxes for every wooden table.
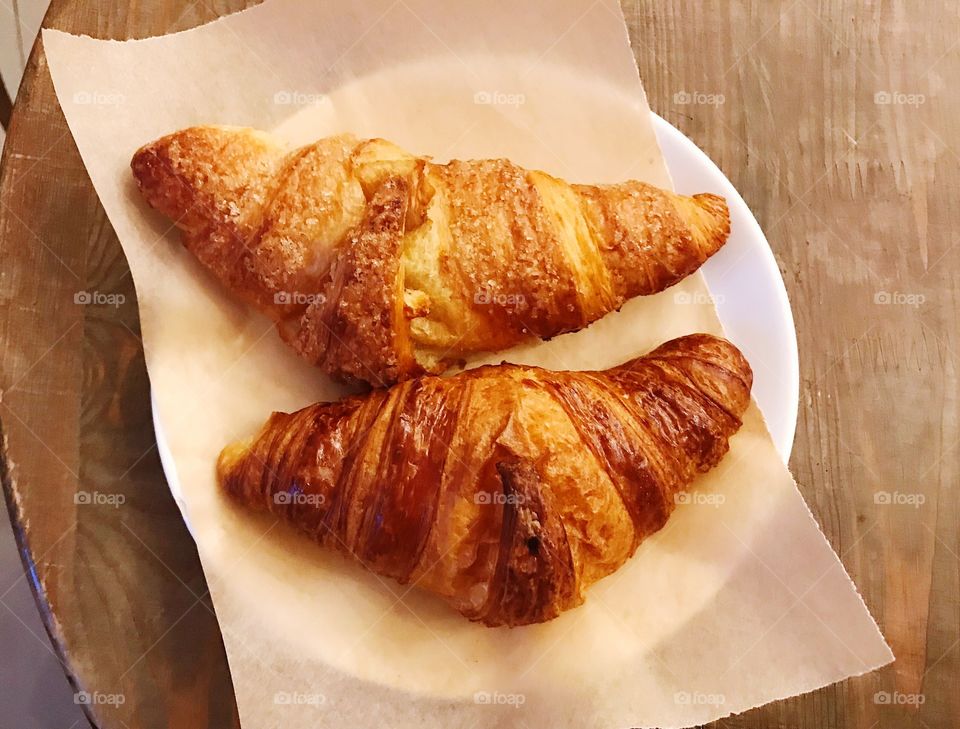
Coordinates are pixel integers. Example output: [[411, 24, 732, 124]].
[[1, 1, 956, 727]]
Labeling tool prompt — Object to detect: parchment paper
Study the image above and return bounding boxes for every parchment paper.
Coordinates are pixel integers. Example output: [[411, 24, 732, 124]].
[[42, 1, 893, 726]]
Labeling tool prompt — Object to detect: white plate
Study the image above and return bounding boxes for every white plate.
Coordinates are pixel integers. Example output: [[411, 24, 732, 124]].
[[152, 112, 800, 531], [652, 113, 799, 458]]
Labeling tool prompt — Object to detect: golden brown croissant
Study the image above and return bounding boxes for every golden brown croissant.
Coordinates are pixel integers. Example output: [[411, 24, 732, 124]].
[[132, 126, 731, 386], [218, 333, 752, 627], [132, 127, 730, 384]]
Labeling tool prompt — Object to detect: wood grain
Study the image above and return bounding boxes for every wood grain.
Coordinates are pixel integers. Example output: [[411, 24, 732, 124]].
[[0, 4, 258, 728], [0, 1, 956, 728], [627, 2, 960, 727]]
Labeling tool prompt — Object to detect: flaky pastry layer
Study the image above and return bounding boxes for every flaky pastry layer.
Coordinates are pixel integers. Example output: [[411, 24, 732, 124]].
[[132, 126, 731, 386], [218, 333, 752, 627]]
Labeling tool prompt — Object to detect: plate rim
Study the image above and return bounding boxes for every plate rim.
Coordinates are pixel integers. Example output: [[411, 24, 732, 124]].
[[650, 112, 800, 462]]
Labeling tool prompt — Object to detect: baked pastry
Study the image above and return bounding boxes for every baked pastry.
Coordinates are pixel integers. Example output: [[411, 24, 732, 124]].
[[218, 333, 752, 627], [132, 126, 731, 386]]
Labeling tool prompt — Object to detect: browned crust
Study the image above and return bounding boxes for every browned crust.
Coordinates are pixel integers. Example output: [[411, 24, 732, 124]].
[[473, 457, 580, 625], [218, 333, 753, 627], [428, 159, 585, 340], [574, 184, 730, 301], [132, 127, 732, 386], [130, 126, 289, 313], [285, 177, 422, 386]]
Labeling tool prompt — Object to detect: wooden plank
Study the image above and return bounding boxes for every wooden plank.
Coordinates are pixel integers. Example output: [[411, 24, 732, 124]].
[[0, 3, 260, 727], [0, 1, 955, 728], [625, 1, 960, 727]]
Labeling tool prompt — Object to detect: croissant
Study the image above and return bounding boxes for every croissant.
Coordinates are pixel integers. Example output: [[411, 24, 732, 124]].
[[132, 126, 731, 386], [218, 333, 752, 627]]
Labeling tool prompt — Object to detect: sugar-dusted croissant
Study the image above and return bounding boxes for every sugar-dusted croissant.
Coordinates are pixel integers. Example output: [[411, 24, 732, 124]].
[[218, 333, 752, 627], [132, 127, 731, 386]]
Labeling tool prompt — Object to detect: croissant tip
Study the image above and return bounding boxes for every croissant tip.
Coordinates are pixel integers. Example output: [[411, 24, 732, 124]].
[[130, 136, 175, 208], [692, 192, 731, 250], [649, 332, 753, 412], [217, 437, 252, 489]]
